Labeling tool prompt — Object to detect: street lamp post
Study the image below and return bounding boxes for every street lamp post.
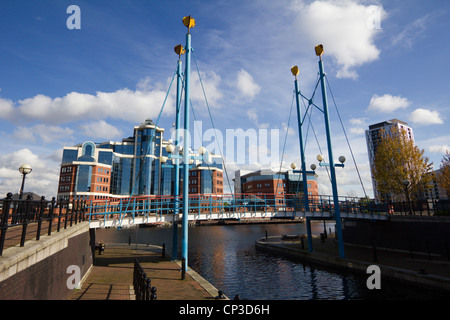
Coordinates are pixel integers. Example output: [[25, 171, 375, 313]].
[[19, 164, 32, 199]]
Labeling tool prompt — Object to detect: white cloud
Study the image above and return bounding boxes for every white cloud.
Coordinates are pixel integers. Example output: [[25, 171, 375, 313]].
[[429, 145, 449, 155], [79, 120, 123, 139], [12, 124, 74, 144], [0, 97, 14, 118], [367, 94, 410, 113], [294, 1, 385, 79], [247, 108, 258, 122], [349, 117, 368, 135], [190, 70, 224, 108], [235, 69, 261, 100], [0, 149, 59, 198], [0, 84, 174, 125], [409, 108, 444, 125]]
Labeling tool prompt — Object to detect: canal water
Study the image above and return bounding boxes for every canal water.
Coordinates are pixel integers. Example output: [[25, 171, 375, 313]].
[[96, 222, 449, 300]]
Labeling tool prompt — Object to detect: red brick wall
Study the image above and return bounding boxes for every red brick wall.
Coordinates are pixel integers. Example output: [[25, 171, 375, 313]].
[[0, 230, 93, 300]]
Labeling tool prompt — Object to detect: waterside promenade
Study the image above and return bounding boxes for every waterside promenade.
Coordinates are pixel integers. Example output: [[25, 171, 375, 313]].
[[256, 233, 450, 295], [66, 243, 225, 300]]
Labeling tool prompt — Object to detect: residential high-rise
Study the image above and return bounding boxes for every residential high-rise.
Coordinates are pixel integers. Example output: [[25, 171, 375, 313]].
[[365, 119, 414, 199], [57, 119, 223, 201]]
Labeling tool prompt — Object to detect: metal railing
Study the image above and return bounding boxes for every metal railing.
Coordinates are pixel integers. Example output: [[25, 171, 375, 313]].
[[0, 192, 86, 256], [83, 193, 450, 228], [133, 258, 157, 300]]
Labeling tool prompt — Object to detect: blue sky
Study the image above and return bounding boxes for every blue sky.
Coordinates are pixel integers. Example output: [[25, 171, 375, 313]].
[[0, 0, 449, 198]]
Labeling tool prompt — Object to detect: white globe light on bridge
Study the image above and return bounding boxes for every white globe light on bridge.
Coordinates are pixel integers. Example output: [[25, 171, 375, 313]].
[[198, 146, 206, 155], [166, 144, 175, 154]]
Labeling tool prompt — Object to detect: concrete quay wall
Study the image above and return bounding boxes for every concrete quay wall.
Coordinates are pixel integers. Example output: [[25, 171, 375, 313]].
[[255, 239, 450, 293], [343, 217, 450, 255], [0, 222, 93, 300]]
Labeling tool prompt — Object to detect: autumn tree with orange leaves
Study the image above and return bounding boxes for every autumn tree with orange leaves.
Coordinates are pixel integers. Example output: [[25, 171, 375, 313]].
[[373, 127, 433, 202]]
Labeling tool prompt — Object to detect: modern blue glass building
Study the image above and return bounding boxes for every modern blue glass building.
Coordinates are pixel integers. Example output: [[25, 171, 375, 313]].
[[57, 119, 224, 201]]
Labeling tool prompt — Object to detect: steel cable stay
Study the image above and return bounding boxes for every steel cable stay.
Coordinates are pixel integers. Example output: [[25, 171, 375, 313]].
[[191, 50, 233, 198], [188, 86, 220, 198], [117, 66, 178, 228], [176, 70, 219, 199], [287, 74, 332, 198], [325, 76, 368, 198], [301, 86, 331, 183], [275, 90, 295, 197]]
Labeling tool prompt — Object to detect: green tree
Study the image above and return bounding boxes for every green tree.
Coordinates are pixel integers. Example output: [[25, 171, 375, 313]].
[[373, 127, 432, 202]]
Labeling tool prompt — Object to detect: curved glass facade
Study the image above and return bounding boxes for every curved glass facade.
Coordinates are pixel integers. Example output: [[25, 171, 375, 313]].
[[58, 118, 224, 200]]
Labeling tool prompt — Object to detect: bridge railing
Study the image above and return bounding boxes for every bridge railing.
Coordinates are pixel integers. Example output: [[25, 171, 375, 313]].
[[0, 192, 86, 256], [84, 193, 449, 225], [84, 193, 397, 223]]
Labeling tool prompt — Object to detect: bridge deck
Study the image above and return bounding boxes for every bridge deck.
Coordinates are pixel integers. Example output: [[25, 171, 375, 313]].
[[88, 209, 388, 229]]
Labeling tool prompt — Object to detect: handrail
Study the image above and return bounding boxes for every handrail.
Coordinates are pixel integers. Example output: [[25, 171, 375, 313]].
[[0, 192, 86, 256]]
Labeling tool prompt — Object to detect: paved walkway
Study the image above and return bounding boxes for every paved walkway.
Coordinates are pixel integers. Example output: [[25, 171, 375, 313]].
[[66, 243, 223, 300]]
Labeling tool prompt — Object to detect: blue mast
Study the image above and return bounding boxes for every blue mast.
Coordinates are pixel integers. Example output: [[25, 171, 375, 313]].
[[172, 45, 184, 260], [181, 16, 195, 272], [316, 45, 345, 258], [292, 66, 313, 252]]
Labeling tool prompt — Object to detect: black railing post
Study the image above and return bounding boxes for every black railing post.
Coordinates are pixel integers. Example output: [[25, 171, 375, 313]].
[[80, 200, 86, 222], [69, 199, 74, 227], [74, 198, 80, 224], [20, 194, 33, 247], [64, 201, 69, 229], [57, 199, 63, 232], [150, 287, 157, 300], [0, 193, 13, 256], [145, 278, 151, 300], [48, 197, 56, 236], [36, 196, 45, 241], [133, 258, 155, 301]]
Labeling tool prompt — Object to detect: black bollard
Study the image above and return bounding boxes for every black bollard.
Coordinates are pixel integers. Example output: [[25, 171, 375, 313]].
[[162, 243, 166, 258], [181, 257, 186, 280], [216, 290, 226, 299]]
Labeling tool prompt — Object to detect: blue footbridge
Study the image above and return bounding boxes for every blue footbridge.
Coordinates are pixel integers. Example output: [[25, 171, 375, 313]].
[[86, 193, 391, 229]]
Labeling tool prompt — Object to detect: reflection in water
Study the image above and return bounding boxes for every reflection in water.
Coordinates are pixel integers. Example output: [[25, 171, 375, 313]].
[[96, 223, 448, 300]]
